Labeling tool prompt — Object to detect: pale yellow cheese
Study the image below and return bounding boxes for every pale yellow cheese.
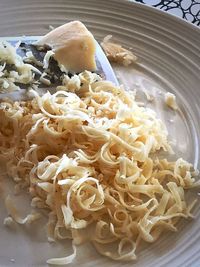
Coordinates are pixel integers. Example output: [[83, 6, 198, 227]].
[[164, 92, 178, 110], [36, 21, 96, 72]]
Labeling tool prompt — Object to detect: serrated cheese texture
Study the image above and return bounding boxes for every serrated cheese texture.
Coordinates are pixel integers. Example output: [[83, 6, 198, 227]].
[[36, 21, 97, 72]]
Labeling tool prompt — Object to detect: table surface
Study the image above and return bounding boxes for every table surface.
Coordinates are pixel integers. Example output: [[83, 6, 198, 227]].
[[134, 0, 200, 26]]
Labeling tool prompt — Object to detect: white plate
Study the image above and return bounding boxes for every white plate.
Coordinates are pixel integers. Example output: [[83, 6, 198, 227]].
[[0, 0, 200, 266]]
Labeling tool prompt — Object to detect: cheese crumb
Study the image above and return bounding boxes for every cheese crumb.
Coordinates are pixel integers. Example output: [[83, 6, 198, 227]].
[[4, 216, 14, 226], [164, 92, 178, 110]]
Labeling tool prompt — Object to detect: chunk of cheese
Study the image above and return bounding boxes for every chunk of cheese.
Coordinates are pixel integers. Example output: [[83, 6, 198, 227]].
[[164, 92, 178, 110], [35, 21, 97, 72]]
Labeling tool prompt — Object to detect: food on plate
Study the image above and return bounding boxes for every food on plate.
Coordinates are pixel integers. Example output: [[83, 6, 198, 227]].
[[0, 70, 198, 264], [165, 92, 178, 110], [0, 21, 97, 93], [35, 21, 97, 72], [101, 35, 137, 66], [0, 21, 199, 265], [0, 42, 41, 92]]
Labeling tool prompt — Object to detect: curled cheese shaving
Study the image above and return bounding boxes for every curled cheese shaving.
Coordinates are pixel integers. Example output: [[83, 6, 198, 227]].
[[43, 50, 55, 69], [47, 242, 76, 265], [5, 195, 41, 225], [0, 72, 198, 264]]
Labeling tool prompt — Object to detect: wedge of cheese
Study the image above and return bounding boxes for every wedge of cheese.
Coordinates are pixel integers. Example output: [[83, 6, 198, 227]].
[[35, 21, 97, 72]]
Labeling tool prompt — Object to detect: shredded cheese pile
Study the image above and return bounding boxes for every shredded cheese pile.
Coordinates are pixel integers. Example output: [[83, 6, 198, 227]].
[[0, 72, 198, 264], [0, 41, 41, 92]]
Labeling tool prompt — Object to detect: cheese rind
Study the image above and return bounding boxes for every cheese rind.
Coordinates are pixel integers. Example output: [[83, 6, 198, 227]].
[[35, 21, 97, 72]]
